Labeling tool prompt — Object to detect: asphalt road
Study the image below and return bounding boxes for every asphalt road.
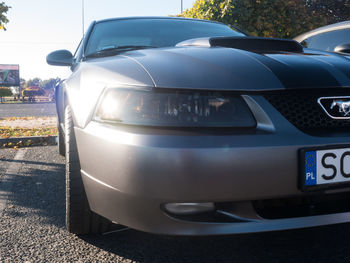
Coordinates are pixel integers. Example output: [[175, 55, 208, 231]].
[[0, 102, 56, 117], [1, 146, 350, 262]]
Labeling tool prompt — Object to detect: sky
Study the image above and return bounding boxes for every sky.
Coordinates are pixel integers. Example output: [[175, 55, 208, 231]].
[[0, 0, 196, 81]]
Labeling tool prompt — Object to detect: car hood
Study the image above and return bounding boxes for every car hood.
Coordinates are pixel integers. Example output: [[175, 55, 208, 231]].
[[85, 46, 350, 91]]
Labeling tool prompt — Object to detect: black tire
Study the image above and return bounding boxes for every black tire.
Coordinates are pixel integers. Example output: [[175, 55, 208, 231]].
[[65, 105, 112, 234], [57, 120, 65, 157]]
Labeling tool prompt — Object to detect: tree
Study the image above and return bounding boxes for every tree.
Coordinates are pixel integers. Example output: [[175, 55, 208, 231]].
[[42, 78, 60, 90], [179, 0, 339, 38], [307, 0, 350, 24], [0, 86, 12, 103], [0, 2, 10, 30], [26, 78, 42, 88]]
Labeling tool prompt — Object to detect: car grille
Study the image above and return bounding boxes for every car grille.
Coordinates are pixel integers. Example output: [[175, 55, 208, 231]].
[[253, 192, 350, 219], [264, 90, 350, 135]]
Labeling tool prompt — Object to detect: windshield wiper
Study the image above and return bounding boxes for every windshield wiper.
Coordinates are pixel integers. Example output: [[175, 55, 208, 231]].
[[84, 45, 156, 59]]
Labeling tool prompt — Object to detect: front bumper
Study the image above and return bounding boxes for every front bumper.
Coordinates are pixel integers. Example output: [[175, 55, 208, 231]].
[[75, 95, 350, 235]]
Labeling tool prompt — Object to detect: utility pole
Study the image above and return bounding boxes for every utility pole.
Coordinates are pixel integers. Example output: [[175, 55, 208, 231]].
[[82, 0, 85, 36], [181, 0, 183, 13]]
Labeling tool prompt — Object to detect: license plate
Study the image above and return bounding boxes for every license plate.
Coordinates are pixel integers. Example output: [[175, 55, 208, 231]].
[[300, 146, 350, 191]]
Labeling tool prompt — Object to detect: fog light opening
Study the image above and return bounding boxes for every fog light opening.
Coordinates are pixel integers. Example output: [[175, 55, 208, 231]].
[[164, 202, 215, 215]]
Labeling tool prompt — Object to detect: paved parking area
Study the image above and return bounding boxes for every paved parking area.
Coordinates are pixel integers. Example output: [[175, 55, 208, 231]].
[[0, 146, 350, 262]]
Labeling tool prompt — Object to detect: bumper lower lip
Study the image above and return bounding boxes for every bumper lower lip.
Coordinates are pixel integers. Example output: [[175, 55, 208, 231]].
[[74, 117, 350, 235]]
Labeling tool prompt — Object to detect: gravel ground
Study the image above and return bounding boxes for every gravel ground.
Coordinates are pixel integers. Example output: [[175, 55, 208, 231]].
[[1, 146, 350, 262]]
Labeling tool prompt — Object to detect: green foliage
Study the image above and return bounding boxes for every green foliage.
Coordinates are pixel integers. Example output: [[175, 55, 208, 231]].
[[0, 86, 12, 96], [180, 0, 348, 38], [0, 87, 12, 102], [0, 2, 10, 28]]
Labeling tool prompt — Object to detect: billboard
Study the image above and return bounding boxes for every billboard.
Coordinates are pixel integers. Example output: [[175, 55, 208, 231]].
[[0, 64, 20, 87]]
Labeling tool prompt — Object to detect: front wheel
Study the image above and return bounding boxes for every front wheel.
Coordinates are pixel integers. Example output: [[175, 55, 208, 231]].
[[64, 105, 112, 234], [57, 120, 65, 157]]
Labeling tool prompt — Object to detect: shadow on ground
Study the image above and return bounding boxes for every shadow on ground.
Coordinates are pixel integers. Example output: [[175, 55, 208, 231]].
[[0, 157, 65, 228], [79, 222, 350, 262]]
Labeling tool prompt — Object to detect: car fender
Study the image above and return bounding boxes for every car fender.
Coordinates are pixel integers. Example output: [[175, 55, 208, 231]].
[[63, 56, 155, 129]]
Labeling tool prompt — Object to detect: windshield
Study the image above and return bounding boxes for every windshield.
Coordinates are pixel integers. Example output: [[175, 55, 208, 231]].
[[85, 18, 245, 56]]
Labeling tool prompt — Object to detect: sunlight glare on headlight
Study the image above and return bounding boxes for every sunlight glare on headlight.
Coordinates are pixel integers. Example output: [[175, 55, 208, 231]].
[[97, 91, 131, 122]]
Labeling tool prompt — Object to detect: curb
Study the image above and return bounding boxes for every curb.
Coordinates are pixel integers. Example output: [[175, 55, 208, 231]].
[[0, 136, 58, 148]]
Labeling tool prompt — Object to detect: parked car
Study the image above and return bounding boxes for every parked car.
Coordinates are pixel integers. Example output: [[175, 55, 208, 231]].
[[294, 20, 350, 53], [48, 17, 350, 236]]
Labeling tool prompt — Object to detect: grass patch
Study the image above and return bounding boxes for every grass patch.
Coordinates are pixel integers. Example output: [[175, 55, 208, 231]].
[[0, 100, 24, 104], [0, 116, 38, 121], [0, 126, 58, 138]]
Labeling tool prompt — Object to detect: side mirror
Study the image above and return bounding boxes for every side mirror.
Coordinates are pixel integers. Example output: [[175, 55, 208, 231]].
[[46, 50, 73, 66], [334, 43, 350, 54]]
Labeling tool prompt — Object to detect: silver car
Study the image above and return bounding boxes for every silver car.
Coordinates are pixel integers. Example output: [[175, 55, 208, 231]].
[[47, 17, 350, 236], [294, 20, 350, 53]]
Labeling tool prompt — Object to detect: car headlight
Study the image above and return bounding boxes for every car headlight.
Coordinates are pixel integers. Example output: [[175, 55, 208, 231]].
[[93, 88, 256, 128]]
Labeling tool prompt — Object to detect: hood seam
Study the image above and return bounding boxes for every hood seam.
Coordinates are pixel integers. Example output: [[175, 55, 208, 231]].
[[121, 55, 157, 88]]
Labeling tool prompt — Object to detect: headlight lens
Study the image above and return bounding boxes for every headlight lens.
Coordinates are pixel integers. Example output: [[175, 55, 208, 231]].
[[94, 88, 256, 128]]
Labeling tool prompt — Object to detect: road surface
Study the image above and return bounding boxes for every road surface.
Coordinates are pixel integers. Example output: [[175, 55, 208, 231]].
[[0, 102, 56, 117]]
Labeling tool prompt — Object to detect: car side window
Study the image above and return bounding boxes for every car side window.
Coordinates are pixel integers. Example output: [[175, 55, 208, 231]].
[[302, 29, 350, 51]]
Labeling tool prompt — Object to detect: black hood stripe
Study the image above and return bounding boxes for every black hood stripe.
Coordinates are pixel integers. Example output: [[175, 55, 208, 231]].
[[250, 52, 342, 89]]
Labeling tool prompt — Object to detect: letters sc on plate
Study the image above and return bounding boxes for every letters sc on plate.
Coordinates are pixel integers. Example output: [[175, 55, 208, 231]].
[[300, 145, 350, 192]]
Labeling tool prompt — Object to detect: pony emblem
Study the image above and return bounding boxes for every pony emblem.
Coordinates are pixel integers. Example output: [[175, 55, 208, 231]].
[[330, 100, 350, 117], [318, 96, 350, 119]]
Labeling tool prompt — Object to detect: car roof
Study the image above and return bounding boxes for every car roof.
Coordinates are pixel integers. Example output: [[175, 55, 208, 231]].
[[294, 20, 350, 42], [95, 16, 227, 26]]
